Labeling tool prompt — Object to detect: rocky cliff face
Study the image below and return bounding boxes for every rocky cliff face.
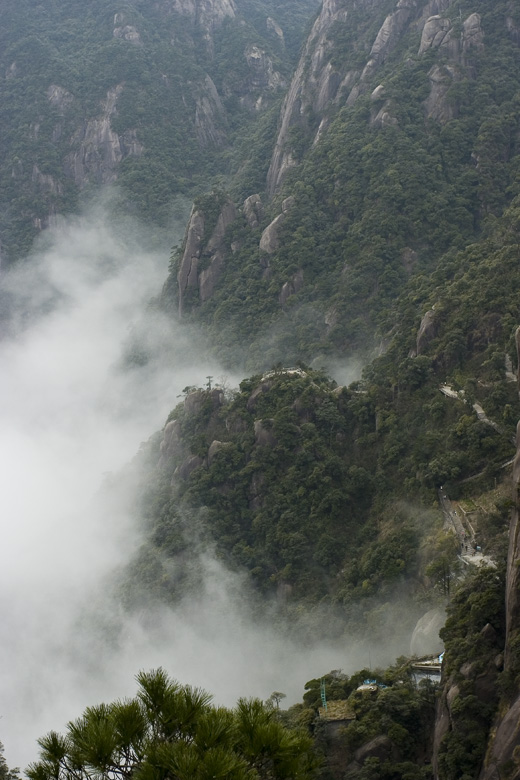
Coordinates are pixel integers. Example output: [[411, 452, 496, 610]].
[[65, 85, 143, 188], [266, 0, 489, 194], [155, 0, 236, 34], [174, 197, 237, 316], [477, 421, 520, 780], [0, 0, 311, 262], [154, 0, 237, 55]]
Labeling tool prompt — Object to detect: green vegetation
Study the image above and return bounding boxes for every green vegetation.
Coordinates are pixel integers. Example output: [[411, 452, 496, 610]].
[[27, 668, 317, 780], [279, 662, 437, 780], [166, 0, 520, 379], [3, 0, 520, 774], [0, 0, 317, 262], [437, 566, 506, 780], [119, 358, 513, 645], [0, 744, 18, 780]]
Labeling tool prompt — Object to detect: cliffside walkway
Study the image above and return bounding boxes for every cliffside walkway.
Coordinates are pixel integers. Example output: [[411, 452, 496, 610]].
[[438, 487, 495, 568], [439, 385, 515, 444]]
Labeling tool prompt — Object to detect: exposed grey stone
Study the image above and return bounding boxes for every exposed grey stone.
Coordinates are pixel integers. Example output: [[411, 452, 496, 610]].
[[46, 84, 74, 113], [31, 165, 63, 196], [113, 25, 141, 44], [198, 199, 236, 301], [410, 608, 445, 656], [199, 251, 225, 302], [260, 213, 285, 254], [281, 196, 295, 213], [354, 735, 396, 765], [206, 199, 236, 253], [254, 419, 277, 447], [158, 419, 184, 467], [419, 15, 452, 54], [174, 455, 204, 481], [425, 64, 459, 123], [177, 208, 205, 315], [446, 684, 460, 711], [244, 45, 285, 94], [279, 269, 304, 307], [371, 101, 398, 127], [195, 74, 227, 148], [416, 309, 437, 355], [266, 16, 284, 46], [266, 0, 349, 195], [247, 380, 275, 411], [64, 84, 142, 187], [370, 1, 418, 63], [207, 440, 231, 465], [243, 194, 264, 229], [371, 84, 386, 100], [462, 12, 484, 55]]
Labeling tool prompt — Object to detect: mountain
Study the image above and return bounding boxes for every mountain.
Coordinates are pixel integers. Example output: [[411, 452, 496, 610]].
[[162, 0, 520, 373], [149, 0, 520, 776], [2, 0, 520, 777], [0, 0, 318, 262]]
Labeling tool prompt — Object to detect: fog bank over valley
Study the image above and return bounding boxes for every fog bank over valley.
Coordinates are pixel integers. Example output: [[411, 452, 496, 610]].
[[0, 203, 397, 771]]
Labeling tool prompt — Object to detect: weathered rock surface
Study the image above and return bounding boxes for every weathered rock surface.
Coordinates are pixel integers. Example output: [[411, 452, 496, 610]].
[[207, 439, 231, 465], [65, 85, 143, 187], [46, 84, 74, 113], [243, 45, 285, 99], [259, 197, 295, 253], [425, 64, 460, 122], [354, 735, 397, 765], [158, 419, 184, 467], [418, 15, 452, 54], [156, 0, 236, 38], [266, 17, 285, 47], [369, 0, 418, 64], [195, 75, 227, 147], [247, 379, 275, 411], [254, 419, 277, 447], [184, 387, 223, 416], [415, 309, 437, 355], [266, 0, 349, 195], [462, 12, 484, 57], [479, 696, 520, 780], [174, 454, 204, 480], [113, 24, 142, 44], [478, 421, 520, 779], [177, 207, 205, 316], [280, 269, 304, 307], [207, 200, 237, 253], [177, 198, 236, 312], [243, 194, 264, 229], [371, 100, 398, 128], [198, 199, 237, 301], [267, 0, 485, 192], [31, 165, 63, 197], [410, 607, 445, 656], [260, 213, 286, 254], [507, 14, 520, 47], [516, 326, 520, 398]]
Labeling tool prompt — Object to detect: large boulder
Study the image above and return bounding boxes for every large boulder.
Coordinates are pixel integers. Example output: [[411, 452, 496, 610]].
[[410, 607, 445, 656], [415, 308, 437, 355]]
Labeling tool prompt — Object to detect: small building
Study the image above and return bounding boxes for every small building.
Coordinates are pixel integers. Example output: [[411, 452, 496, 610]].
[[318, 700, 356, 738]]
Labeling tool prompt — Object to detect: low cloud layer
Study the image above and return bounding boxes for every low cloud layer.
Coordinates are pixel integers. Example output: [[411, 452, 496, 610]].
[[0, 203, 413, 771]]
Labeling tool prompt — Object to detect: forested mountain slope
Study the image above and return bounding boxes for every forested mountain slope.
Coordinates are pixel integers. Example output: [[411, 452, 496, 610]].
[[163, 0, 520, 372], [3, 0, 520, 777], [0, 0, 318, 261]]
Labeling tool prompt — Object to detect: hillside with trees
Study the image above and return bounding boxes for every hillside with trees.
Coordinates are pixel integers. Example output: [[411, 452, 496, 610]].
[[2, 0, 520, 777]]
